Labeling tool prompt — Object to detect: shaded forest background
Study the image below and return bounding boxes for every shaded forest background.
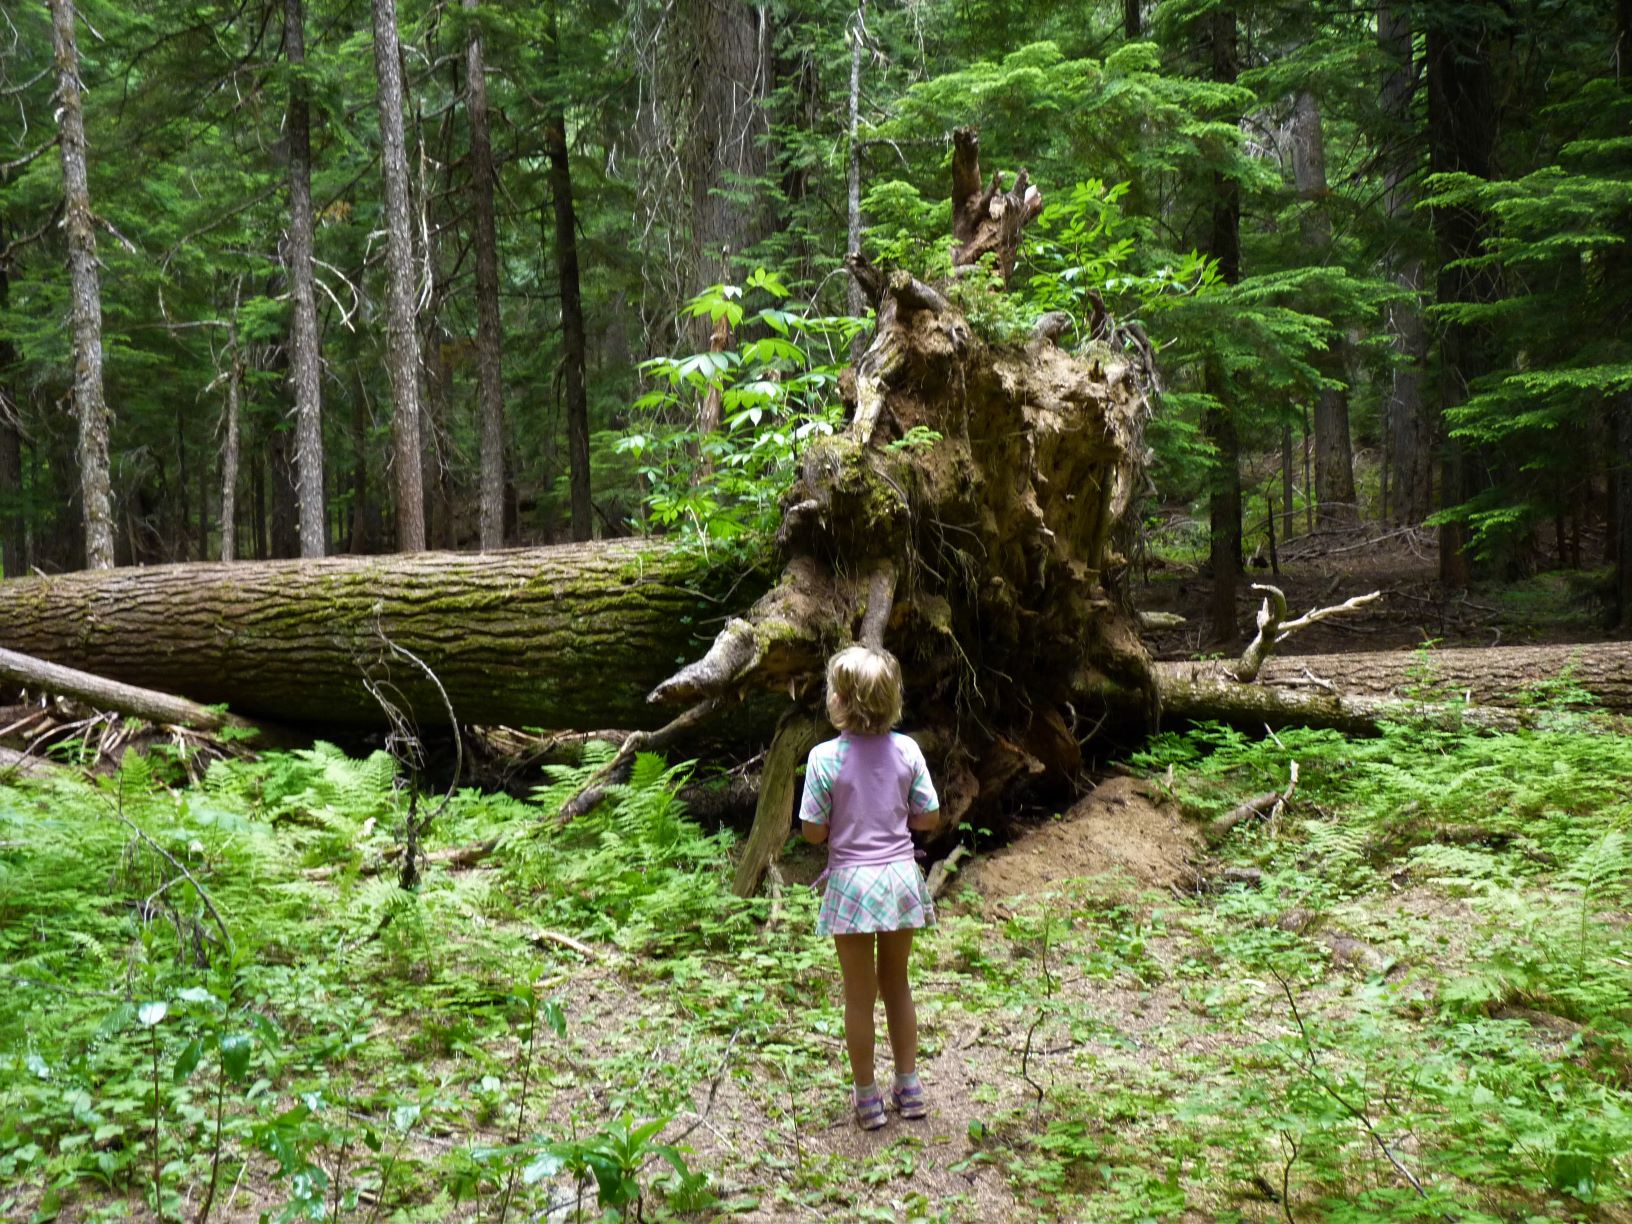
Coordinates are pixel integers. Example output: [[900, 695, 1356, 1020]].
[[4, 0, 1632, 641]]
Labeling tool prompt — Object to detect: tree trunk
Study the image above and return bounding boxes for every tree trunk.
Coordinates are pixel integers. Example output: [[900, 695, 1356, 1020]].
[[1123, 0, 1141, 40], [682, 0, 771, 273], [1289, 89, 1357, 525], [0, 411, 19, 579], [544, 4, 592, 542], [465, 0, 507, 552], [844, 3, 866, 322], [285, 0, 326, 558], [49, 0, 114, 571], [1616, 392, 1632, 629], [1132, 643, 1632, 730], [1280, 422, 1294, 539], [1203, 6, 1242, 644], [269, 427, 300, 559], [371, 0, 426, 552], [0, 544, 752, 729], [348, 373, 373, 553], [1426, 2, 1501, 585], [219, 324, 241, 562], [1379, 0, 1433, 524], [1, 220, 23, 580]]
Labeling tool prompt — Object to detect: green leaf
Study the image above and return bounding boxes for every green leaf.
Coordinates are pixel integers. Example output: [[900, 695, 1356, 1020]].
[[522, 1151, 564, 1184], [219, 1033, 253, 1083], [391, 1103, 421, 1133], [173, 1039, 203, 1083], [542, 999, 567, 1038], [137, 1001, 168, 1027]]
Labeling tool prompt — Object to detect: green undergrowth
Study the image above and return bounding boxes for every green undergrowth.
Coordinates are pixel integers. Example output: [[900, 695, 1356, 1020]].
[[0, 711, 1629, 1221]]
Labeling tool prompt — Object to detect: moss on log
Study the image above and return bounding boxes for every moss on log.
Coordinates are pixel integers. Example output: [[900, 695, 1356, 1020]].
[[0, 544, 751, 729]]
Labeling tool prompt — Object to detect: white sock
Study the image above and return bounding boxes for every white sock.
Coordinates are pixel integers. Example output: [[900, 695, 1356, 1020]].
[[855, 1081, 878, 1097], [893, 1071, 920, 1090]]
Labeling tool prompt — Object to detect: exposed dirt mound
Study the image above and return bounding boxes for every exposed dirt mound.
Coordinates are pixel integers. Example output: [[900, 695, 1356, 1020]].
[[957, 775, 1202, 902]]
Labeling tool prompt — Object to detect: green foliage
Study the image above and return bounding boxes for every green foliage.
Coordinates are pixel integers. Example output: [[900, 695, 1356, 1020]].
[[508, 744, 755, 953], [618, 270, 861, 548]]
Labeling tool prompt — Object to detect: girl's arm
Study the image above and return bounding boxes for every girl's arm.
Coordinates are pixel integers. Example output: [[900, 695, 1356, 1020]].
[[907, 809, 939, 832], [801, 819, 829, 845]]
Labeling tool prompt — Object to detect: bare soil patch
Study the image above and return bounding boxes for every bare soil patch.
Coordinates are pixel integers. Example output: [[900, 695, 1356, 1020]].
[[957, 776, 1203, 904]]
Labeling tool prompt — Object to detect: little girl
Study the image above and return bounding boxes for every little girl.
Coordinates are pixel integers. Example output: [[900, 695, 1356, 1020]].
[[799, 645, 940, 1130]]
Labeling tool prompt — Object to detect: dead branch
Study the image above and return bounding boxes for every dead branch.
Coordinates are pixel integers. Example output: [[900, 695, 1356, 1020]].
[[1234, 585, 1381, 682], [1207, 761, 1298, 844], [1270, 967, 1428, 1199], [529, 928, 601, 960], [0, 645, 281, 743], [559, 698, 720, 823]]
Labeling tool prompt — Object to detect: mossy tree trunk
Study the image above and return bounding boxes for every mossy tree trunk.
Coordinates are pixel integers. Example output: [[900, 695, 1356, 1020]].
[[0, 544, 749, 730]]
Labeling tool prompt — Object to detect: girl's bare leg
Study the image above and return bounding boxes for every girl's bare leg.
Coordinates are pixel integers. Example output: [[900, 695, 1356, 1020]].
[[876, 928, 917, 1076], [833, 933, 879, 1086]]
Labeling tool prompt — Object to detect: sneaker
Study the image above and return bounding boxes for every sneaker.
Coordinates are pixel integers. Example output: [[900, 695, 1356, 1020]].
[[854, 1085, 887, 1131], [892, 1076, 928, 1120]]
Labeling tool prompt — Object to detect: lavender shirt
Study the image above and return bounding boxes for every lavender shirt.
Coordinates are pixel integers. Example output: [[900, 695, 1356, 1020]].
[[798, 731, 939, 870]]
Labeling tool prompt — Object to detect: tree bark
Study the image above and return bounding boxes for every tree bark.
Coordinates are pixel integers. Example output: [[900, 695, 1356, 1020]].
[[266, 424, 298, 558], [1131, 643, 1632, 731], [681, 0, 771, 273], [1379, 0, 1433, 523], [0, 409, 19, 579], [1289, 89, 1357, 524], [464, 0, 507, 552], [285, 0, 326, 558], [219, 331, 240, 561], [49, 0, 114, 571], [0, 544, 749, 730], [844, 2, 866, 322], [371, 0, 426, 552], [1, 219, 23, 580], [544, 4, 592, 542], [1123, 0, 1141, 40], [1203, 6, 1242, 644], [1615, 393, 1632, 629], [1426, 2, 1501, 585], [348, 372, 373, 553]]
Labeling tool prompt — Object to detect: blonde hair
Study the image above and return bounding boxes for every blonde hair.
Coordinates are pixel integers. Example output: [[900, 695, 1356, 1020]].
[[825, 645, 903, 735]]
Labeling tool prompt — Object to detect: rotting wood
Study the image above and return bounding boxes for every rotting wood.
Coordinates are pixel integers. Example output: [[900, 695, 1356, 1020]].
[[732, 710, 826, 898], [926, 844, 971, 898]]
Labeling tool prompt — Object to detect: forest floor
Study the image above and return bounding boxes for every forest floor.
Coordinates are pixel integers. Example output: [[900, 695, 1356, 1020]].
[[1131, 518, 1623, 658], [3, 700, 1630, 1223]]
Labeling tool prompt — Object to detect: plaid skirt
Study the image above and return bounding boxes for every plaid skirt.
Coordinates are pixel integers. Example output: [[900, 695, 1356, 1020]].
[[817, 860, 936, 936]]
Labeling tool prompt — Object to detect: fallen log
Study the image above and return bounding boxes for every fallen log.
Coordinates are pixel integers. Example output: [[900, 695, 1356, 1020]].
[[0, 645, 281, 741], [0, 544, 749, 731], [0, 746, 58, 780], [1130, 642, 1632, 732]]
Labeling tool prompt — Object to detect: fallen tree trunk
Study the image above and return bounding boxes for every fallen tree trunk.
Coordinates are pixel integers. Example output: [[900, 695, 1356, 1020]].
[[0, 544, 749, 730], [1141, 642, 1632, 731]]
